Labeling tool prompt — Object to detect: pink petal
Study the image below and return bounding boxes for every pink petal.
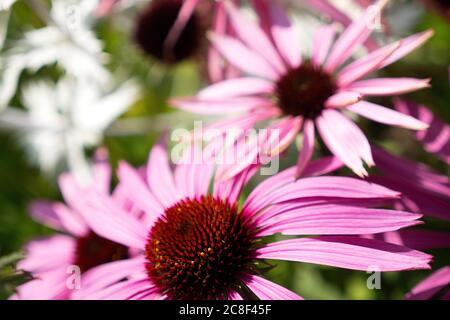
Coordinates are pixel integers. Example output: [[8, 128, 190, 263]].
[[174, 145, 214, 199], [256, 236, 432, 271], [146, 142, 180, 208], [268, 176, 400, 204], [365, 230, 450, 251], [266, 1, 302, 67], [198, 77, 274, 99], [79, 191, 148, 249], [295, 120, 315, 178], [244, 274, 303, 300], [81, 277, 153, 300], [337, 42, 400, 87], [229, 291, 243, 300], [312, 24, 337, 68], [258, 205, 422, 237], [19, 236, 75, 273], [325, 91, 362, 108], [214, 165, 259, 204], [379, 29, 434, 69], [209, 33, 279, 79], [29, 201, 88, 236], [394, 98, 450, 164], [406, 267, 450, 300], [224, 2, 286, 74], [117, 161, 164, 227], [325, 0, 388, 72], [346, 78, 431, 96], [348, 101, 429, 130], [305, 0, 352, 27], [74, 257, 146, 300], [242, 157, 344, 215], [163, 0, 200, 61], [262, 117, 302, 157], [92, 148, 111, 194], [170, 96, 270, 115], [316, 109, 373, 177]]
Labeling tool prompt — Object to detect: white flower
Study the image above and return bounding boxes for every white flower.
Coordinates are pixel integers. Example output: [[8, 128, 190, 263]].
[[0, 76, 139, 181], [0, 0, 16, 11], [0, 0, 109, 110]]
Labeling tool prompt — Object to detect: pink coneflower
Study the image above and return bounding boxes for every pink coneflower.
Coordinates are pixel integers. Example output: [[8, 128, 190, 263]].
[[406, 266, 450, 300], [361, 145, 450, 251], [11, 150, 134, 300], [172, 0, 432, 178], [394, 98, 450, 165], [71, 143, 431, 300]]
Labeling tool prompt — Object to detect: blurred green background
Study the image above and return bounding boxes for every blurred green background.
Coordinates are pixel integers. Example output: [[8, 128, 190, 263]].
[[0, 1, 449, 299]]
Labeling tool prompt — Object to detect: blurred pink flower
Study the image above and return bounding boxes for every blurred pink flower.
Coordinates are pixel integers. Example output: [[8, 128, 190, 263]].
[[362, 146, 450, 251], [10, 150, 140, 300], [172, 0, 432, 178], [406, 266, 450, 300], [394, 98, 450, 165], [65, 142, 431, 300]]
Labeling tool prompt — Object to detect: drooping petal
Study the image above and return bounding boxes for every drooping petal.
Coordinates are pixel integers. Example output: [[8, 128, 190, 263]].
[[242, 157, 343, 215], [258, 205, 422, 237], [295, 120, 315, 178], [348, 101, 429, 130], [316, 109, 373, 176], [406, 267, 450, 300], [346, 78, 431, 96], [244, 274, 303, 300], [256, 236, 432, 271], [268, 176, 399, 204], [81, 277, 154, 300], [379, 29, 434, 69], [325, 91, 362, 109], [74, 257, 146, 300], [337, 42, 400, 87]]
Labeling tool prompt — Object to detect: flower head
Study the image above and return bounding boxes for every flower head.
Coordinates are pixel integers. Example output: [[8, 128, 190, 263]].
[[65, 143, 432, 300], [11, 150, 132, 300], [172, 0, 432, 177]]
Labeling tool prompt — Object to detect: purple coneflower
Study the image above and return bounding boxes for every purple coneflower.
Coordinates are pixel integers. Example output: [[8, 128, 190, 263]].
[[69, 143, 431, 300], [172, 0, 432, 178], [10, 150, 135, 300]]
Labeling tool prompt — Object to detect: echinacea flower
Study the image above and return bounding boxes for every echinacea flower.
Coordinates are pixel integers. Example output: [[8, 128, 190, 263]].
[[11, 150, 134, 300], [70, 142, 431, 300], [361, 145, 450, 251], [406, 266, 450, 300], [172, 0, 432, 178]]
